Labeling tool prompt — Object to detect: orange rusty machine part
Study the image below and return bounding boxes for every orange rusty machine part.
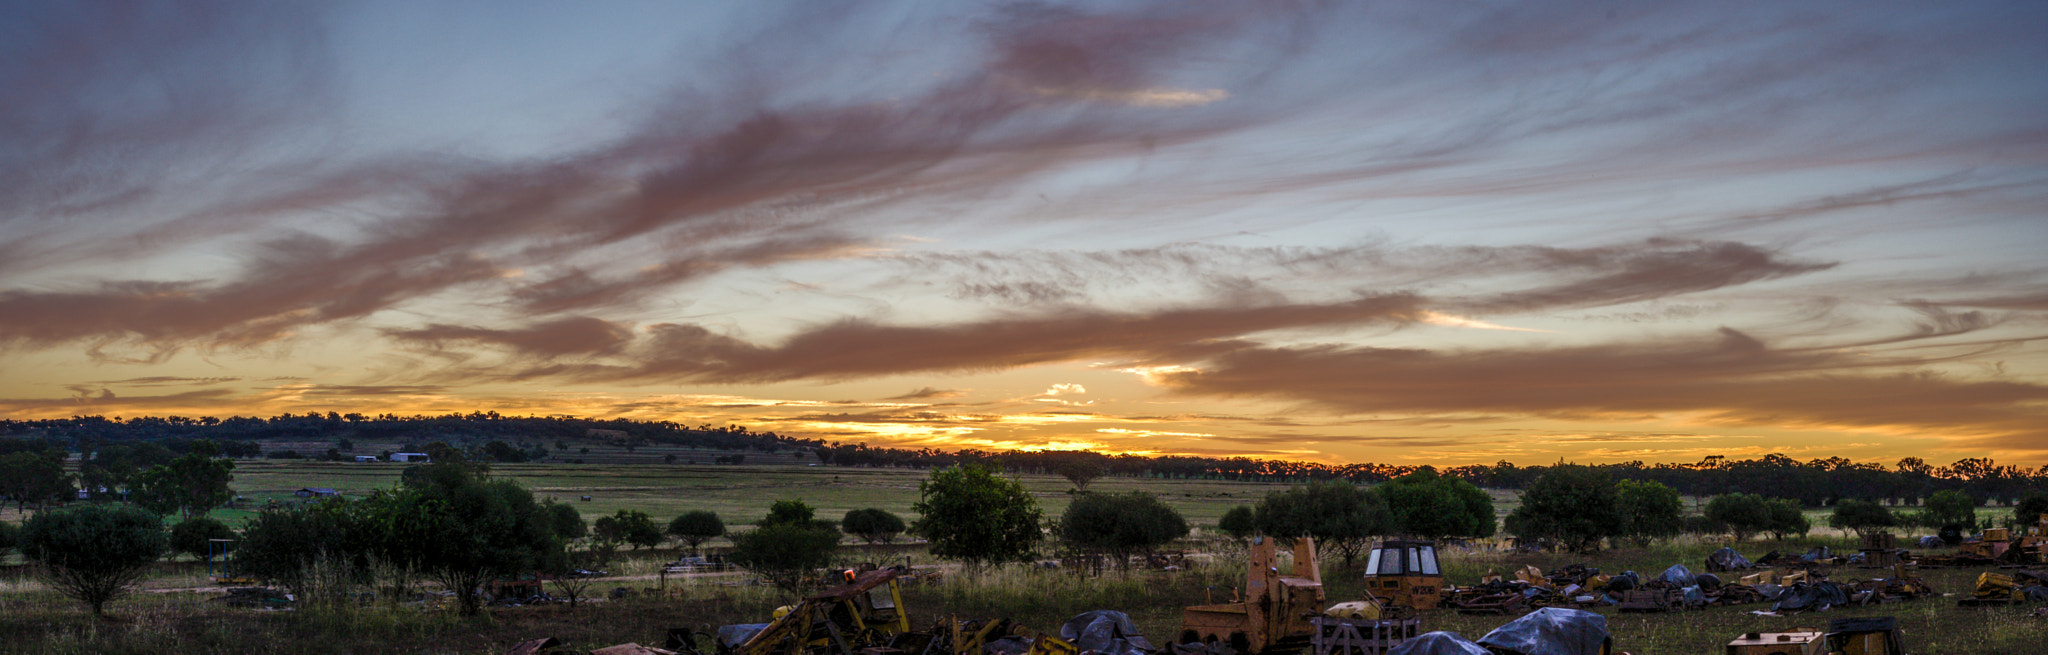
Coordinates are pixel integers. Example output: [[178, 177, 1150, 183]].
[[1180, 537, 1326, 655]]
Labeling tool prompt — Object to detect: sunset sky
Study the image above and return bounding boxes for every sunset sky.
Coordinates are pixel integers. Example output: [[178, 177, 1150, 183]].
[[3, 1, 2045, 467]]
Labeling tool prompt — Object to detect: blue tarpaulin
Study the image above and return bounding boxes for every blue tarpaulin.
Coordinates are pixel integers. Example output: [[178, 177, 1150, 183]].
[[1385, 631, 1491, 655], [1476, 607, 1611, 655]]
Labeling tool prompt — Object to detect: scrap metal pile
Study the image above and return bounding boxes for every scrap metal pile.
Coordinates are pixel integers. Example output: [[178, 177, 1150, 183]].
[[1445, 548, 1943, 616]]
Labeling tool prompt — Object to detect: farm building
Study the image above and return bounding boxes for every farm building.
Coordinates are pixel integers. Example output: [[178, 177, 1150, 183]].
[[295, 487, 340, 498], [354, 455, 380, 462], [390, 452, 431, 462]]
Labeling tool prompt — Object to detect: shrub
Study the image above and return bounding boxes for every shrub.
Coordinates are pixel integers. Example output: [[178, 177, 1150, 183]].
[[21, 505, 168, 615]]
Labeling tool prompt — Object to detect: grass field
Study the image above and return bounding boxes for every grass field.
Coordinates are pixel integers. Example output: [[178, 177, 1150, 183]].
[[0, 461, 2041, 654]]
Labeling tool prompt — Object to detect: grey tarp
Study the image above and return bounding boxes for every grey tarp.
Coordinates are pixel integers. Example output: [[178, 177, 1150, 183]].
[[717, 624, 770, 649], [1385, 631, 1491, 655], [1771, 582, 1850, 612], [1657, 565, 1696, 587], [1061, 610, 1154, 655], [1918, 536, 1944, 548], [1476, 607, 1611, 655], [1706, 548, 1753, 570], [1603, 571, 1638, 592], [1680, 585, 1706, 607]]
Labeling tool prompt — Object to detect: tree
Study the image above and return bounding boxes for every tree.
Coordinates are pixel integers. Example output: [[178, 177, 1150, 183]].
[[2014, 492, 2048, 530], [0, 520, 17, 562], [169, 515, 235, 563], [594, 509, 664, 550], [1827, 499, 1897, 538], [1055, 492, 1188, 568], [1255, 480, 1390, 566], [543, 500, 587, 541], [1505, 465, 1618, 553], [21, 505, 168, 615], [1705, 493, 1773, 542], [728, 502, 842, 596], [1922, 489, 1977, 533], [384, 465, 566, 615], [1218, 506, 1258, 540], [1376, 468, 1495, 540], [1613, 480, 1684, 548], [912, 464, 1044, 568], [0, 449, 74, 513], [842, 508, 907, 545], [231, 500, 367, 599], [79, 442, 175, 499], [1765, 498, 1810, 539], [669, 510, 725, 553], [132, 444, 235, 519], [1054, 456, 1109, 492]]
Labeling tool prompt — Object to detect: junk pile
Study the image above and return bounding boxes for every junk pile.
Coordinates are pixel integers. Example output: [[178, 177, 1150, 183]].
[[1446, 549, 1939, 616], [1386, 608, 1610, 655], [1957, 570, 2048, 607]]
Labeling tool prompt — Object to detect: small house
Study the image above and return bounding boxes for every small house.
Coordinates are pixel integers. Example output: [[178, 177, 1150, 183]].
[[353, 455, 380, 462], [390, 452, 431, 463], [295, 487, 340, 498]]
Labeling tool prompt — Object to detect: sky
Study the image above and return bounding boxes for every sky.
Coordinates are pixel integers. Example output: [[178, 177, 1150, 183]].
[[2, 0, 2045, 467]]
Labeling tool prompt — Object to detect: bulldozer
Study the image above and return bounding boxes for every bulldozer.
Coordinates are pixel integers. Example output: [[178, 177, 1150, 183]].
[[1358, 540, 1443, 611], [1179, 536, 1326, 655]]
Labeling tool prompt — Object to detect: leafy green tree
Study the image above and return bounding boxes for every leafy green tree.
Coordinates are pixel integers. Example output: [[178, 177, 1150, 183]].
[[728, 504, 842, 596], [21, 505, 168, 615], [1827, 499, 1897, 538], [2014, 492, 2048, 530], [1504, 465, 1618, 553], [1218, 505, 1258, 540], [1054, 456, 1109, 492], [1055, 491, 1188, 568], [384, 465, 566, 615], [1765, 498, 1810, 539], [169, 515, 235, 563], [1255, 480, 1390, 566], [543, 500, 586, 541], [913, 464, 1044, 568], [1376, 468, 1495, 540], [132, 443, 235, 519], [669, 510, 725, 553], [842, 508, 907, 545], [0, 520, 18, 562], [1613, 479, 1684, 548], [1923, 489, 1977, 533], [79, 442, 175, 499], [0, 449, 74, 513], [594, 509, 664, 550], [1705, 493, 1773, 542], [230, 500, 366, 597]]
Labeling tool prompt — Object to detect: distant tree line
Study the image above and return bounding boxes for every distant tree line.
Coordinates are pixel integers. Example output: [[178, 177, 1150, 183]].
[[7, 413, 2046, 506]]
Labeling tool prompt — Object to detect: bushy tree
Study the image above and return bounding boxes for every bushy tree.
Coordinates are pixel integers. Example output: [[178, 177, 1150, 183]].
[[1922, 489, 1977, 532], [594, 509, 664, 550], [21, 505, 168, 615], [1505, 465, 1618, 553], [1054, 455, 1109, 492], [1218, 505, 1258, 540], [0, 520, 18, 561], [729, 501, 842, 596], [1828, 499, 1897, 538], [132, 442, 235, 519], [1056, 492, 1188, 568], [233, 462, 565, 616], [1613, 479, 1684, 548], [543, 500, 586, 541], [169, 515, 235, 563], [1705, 493, 1773, 542], [913, 464, 1043, 568], [1376, 468, 1495, 540], [669, 510, 725, 553], [2014, 492, 2048, 530], [0, 449, 74, 513], [1255, 480, 1390, 566], [1765, 498, 1810, 539], [842, 508, 907, 545]]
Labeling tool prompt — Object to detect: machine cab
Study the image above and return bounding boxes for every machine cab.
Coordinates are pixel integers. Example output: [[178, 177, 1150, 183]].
[[1362, 540, 1442, 610]]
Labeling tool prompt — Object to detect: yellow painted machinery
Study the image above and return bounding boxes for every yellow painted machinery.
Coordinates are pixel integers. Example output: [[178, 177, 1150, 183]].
[[1180, 537, 1325, 655], [718, 567, 911, 655], [1360, 540, 1443, 611]]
